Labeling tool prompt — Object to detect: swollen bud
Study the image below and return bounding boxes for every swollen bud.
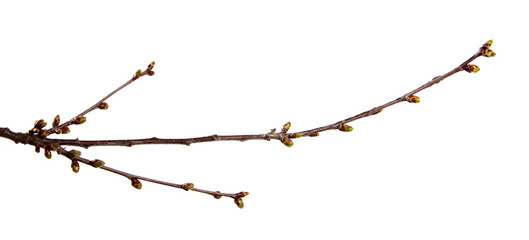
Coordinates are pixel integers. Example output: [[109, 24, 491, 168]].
[[38, 130, 48, 138], [98, 102, 109, 110], [131, 178, 142, 189], [68, 150, 81, 158], [281, 137, 294, 147], [92, 159, 105, 168], [483, 48, 496, 57], [291, 133, 303, 138], [34, 119, 47, 129], [183, 183, 194, 191], [407, 95, 420, 103], [213, 191, 222, 199], [238, 192, 249, 197], [464, 64, 480, 73], [44, 149, 52, 159], [71, 160, 80, 173], [484, 39, 493, 48], [309, 132, 319, 137], [73, 116, 86, 125], [338, 124, 353, 132], [282, 122, 291, 133], [135, 69, 142, 77], [60, 126, 70, 134], [234, 198, 244, 209], [53, 115, 60, 127], [147, 61, 155, 70]]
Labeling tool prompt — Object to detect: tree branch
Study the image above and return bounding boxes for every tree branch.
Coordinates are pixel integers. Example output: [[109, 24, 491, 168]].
[[0, 40, 495, 208]]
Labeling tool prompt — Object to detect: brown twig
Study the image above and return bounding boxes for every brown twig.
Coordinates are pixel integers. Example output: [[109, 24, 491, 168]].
[[0, 40, 495, 208]]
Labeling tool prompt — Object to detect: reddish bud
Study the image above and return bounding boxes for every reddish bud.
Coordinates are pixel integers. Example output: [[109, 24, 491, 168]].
[[407, 95, 420, 103], [147, 70, 155, 76], [68, 150, 81, 158], [53, 115, 60, 127], [34, 119, 47, 129], [483, 48, 496, 57], [483, 39, 493, 49], [148, 61, 155, 70], [98, 102, 109, 110], [338, 124, 353, 132], [213, 191, 222, 199], [281, 137, 294, 147], [35, 147, 40, 153], [464, 64, 480, 73], [309, 132, 319, 137], [71, 160, 80, 173], [73, 116, 86, 125], [47, 144, 57, 152], [131, 178, 142, 189], [44, 149, 52, 159], [61, 126, 70, 134], [238, 192, 249, 197], [234, 198, 244, 209], [38, 130, 48, 138], [282, 122, 291, 133], [183, 183, 194, 191], [92, 159, 105, 168]]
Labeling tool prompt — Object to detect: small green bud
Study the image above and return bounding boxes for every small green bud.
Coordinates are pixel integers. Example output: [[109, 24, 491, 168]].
[[38, 130, 48, 138], [464, 64, 480, 73], [238, 191, 249, 197], [183, 183, 194, 191], [484, 39, 493, 48], [98, 102, 109, 110], [407, 95, 420, 103], [281, 137, 294, 147], [92, 159, 105, 168], [234, 198, 244, 209], [34, 119, 47, 129], [71, 160, 80, 173], [131, 178, 142, 189], [44, 149, 52, 159], [135, 69, 142, 77], [53, 115, 60, 127], [282, 121, 291, 132], [293, 133, 303, 138], [68, 150, 81, 158], [74, 116, 86, 125], [338, 124, 353, 132], [483, 48, 496, 57]]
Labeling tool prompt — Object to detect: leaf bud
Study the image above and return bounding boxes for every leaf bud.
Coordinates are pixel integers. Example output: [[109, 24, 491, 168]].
[[71, 160, 80, 173], [68, 149, 81, 158], [483, 39, 493, 48], [213, 191, 222, 199], [309, 132, 319, 137], [338, 124, 353, 132], [183, 183, 194, 191], [131, 178, 142, 189], [238, 192, 249, 197], [44, 149, 52, 159], [483, 48, 496, 57], [98, 102, 109, 110], [135, 69, 142, 77], [234, 198, 244, 209], [147, 61, 155, 70], [464, 64, 480, 73], [46, 144, 57, 152], [292, 133, 303, 138], [53, 115, 60, 127], [92, 159, 105, 168], [61, 126, 70, 134], [38, 130, 48, 138], [73, 116, 86, 125], [407, 95, 420, 103], [281, 137, 294, 147], [282, 121, 291, 133], [34, 119, 47, 129], [55, 128, 62, 134], [35, 147, 40, 153]]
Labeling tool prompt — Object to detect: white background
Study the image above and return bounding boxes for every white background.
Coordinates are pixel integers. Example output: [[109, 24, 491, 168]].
[[1, 0, 527, 239]]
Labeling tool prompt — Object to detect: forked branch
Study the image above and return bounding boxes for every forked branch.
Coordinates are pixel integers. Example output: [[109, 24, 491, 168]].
[[0, 40, 496, 208]]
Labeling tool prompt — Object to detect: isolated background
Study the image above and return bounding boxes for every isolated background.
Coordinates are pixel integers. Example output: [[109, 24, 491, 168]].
[[1, 0, 527, 239]]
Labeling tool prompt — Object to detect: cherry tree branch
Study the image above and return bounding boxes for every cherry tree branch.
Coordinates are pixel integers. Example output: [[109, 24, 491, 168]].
[[0, 40, 495, 209]]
